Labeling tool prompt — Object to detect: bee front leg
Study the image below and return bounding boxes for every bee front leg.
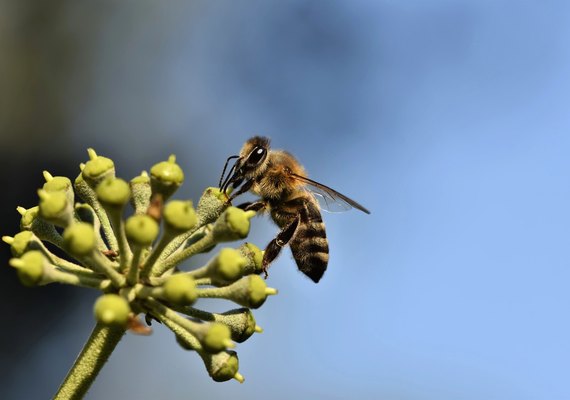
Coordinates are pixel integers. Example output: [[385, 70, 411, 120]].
[[236, 201, 267, 212], [227, 179, 254, 203], [262, 216, 300, 278]]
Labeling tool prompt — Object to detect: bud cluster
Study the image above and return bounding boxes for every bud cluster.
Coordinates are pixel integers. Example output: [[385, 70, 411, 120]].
[[3, 149, 277, 384]]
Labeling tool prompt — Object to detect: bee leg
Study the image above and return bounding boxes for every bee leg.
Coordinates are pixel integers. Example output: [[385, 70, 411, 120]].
[[262, 216, 300, 278], [227, 179, 254, 203], [236, 201, 266, 212]]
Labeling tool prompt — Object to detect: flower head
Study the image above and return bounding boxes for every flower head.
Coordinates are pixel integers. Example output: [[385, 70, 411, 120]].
[[4, 149, 277, 383]]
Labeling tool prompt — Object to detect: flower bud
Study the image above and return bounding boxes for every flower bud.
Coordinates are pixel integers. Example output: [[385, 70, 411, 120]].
[[43, 172, 74, 206], [217, 308, 261, 343], [150, 155, 184, 200], [163, 200, 197, 234], [198, 323, 234, 354], [163, 274, 197, 305], [96, 177, 131, 210], [38, 189, 72, 227], [200, 350, 243, 383], [237, 242, 264, 275], [94, 294, 130, 327], [43, 172, 72, 192], [9, 250, 45, 287], [129, 171, 151, 214], [196, 187, 229, 225], [212, 207, 254, 242], [208, 248, 247, 285], [18, 206, 63, 247], [82, 148, 115, 187], [18, 206, 39, 230], [63, 222, 96, 257], [4, 231, 34, 257], [222, 275, 277, 309], [125, 215, 159, 247]]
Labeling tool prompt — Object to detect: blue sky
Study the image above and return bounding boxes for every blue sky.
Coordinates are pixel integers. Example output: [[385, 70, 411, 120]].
[[3, 1, 570, 399]]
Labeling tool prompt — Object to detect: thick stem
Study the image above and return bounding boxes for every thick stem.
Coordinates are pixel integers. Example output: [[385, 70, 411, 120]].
[[54, 323, 125, 400]]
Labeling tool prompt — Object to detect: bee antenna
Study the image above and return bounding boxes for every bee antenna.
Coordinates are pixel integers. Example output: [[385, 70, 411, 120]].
[[219, 155, 239, 189]]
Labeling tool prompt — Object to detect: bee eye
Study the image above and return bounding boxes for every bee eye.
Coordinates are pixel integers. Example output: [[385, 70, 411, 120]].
[[248, 147, 266, 165]]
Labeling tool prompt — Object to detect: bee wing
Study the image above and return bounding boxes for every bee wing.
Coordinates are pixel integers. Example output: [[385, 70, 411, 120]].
[[290, 173, 371, 214]]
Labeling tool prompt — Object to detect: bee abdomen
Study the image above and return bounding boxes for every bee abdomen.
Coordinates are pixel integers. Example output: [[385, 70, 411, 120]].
[[291, 222, 329, 283]]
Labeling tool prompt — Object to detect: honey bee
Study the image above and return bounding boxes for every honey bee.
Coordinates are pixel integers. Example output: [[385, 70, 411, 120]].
[[219, 136, 370, 283]]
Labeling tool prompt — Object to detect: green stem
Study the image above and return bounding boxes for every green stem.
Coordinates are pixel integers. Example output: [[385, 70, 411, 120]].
[[107, 209, 132, 270], [156, 224, 202, 263], [92, 202, 119, 252], [139, 233, 172, 279], [42, 267, 110, 290], [144, 298, 202, 351], [85, 251, 125, 288], [126, 246, 143, 285], [152, 229, 215, 277], [54, 323, 125, 400]]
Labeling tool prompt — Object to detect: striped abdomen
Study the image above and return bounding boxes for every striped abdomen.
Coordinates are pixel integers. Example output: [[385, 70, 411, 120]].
[[289, 197, 329, 283]]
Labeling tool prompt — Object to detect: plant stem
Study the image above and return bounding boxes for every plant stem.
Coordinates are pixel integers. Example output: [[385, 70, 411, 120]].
[[54, 323, 125, 400]]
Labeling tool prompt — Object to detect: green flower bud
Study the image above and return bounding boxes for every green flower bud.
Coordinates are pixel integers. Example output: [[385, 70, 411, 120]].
[[17, 206, 63, 247], [163, 274, 197, 305], [163, 200, 197, 233], [200, 350, 243, 383], [38, 189, 72, 227], [150, 155, 184, 200], [4, 231, 34, 257], [9, 250, 45, 286], [18, 206, 39, 230], [125, 215, 159, 247], [237, 242, 264, 275], [209, 248, 247, 284], [96, 177, 131, 209], [14, 251, 45, 286], [212, 207, 254, 242], [94, 294, 130, 327], [199, 323, 234, 354], [63, 222, 96, 256], [43, 171, 72, 192], [217, 308, 261, 343], [130, 171, 151, 215], [43, 172, 75, 206], [82, 148, 115, 187], [196, 187, 229, 226], [223, 275, 277, 309]]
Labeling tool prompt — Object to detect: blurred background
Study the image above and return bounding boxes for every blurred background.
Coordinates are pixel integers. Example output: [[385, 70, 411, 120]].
[[1, 1, 569, 399]]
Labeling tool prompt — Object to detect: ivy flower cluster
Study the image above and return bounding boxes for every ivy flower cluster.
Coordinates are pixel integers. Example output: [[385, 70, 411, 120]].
[[3, 149, 277, 398]]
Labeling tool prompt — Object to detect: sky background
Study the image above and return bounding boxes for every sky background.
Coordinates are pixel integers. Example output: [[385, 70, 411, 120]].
[[1, 1, 569, 399]]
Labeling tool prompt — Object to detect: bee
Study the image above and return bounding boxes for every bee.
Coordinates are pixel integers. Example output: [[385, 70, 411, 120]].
[[219, 136, 370, 283]]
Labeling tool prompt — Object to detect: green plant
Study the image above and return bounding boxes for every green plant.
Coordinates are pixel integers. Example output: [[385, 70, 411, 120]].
[[3, 149, 277, 399]]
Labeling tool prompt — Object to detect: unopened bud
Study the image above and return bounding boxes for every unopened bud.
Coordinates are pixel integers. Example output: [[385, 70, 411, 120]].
[[163, 200, 197, 234], [94, 294, 130, 327], [163, 274, 197, 305], [82, 148, 115, 187], [212, 207, 254, 242], [125, 215, 159, 247], [9, 250, 45, 287], [63, 222, 96, 256], [150, 155, 184, 200]]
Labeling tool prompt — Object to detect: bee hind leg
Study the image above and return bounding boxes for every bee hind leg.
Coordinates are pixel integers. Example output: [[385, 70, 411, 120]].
[[262, 216, 300, 278]]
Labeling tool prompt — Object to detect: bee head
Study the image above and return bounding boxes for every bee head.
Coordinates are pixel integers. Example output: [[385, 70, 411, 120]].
[[219, 136, 270, 193]]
